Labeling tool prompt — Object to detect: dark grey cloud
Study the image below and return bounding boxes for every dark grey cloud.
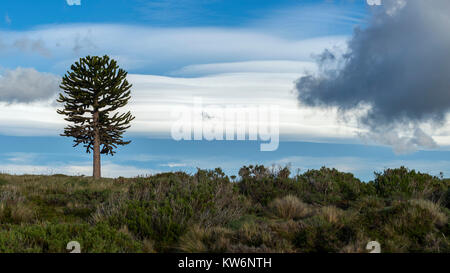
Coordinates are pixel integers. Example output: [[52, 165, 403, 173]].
[[295, 0, 450, 153], [0, 68, 60, 103]]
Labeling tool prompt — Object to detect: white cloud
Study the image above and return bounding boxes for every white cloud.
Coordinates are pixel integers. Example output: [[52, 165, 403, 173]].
[[0, 24, 354, 144], [66, 0, 81, 6], [159, 163, 187, 168], [171, 60, 317, 76], [124, 71, 362, 142], [0, 24, 347, 73], [0, 162, 156, 178], [0, 23, 446, 148], [359, 127, 438, 155], [4, 152, 38, 164], [2, 67, 450, 148]]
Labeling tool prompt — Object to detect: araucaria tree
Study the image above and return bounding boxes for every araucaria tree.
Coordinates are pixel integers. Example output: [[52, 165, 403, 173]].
[[57, 55, 135, 179]]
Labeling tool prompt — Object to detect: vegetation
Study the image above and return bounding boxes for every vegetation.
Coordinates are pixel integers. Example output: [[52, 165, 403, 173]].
[[0, 166, 448, 253], [57, 55, 135, 179]]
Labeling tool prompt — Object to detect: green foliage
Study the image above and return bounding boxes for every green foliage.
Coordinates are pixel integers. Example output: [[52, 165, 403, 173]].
[[0, 165, 449, 253], [294, 216, 356, 252], [444, 188, 450, 209], [372, 166, 448, 200], [0, 178, 8, 186], [353, 199, 448, 252], [238, 166, 374, 207], [298, 167, 375, 207], [0, 223, 141, 253], [238, 165, 302, 206], [57, 55, 135, 156], [101, 169, 247, 251], [71, 189, 112, 204]]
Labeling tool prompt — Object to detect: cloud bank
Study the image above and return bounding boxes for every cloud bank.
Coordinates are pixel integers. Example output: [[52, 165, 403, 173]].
[[0, 70, 360, 142], [295, 0, 450, 153], [0, 67, 60, 103], [0, 24, 347, 75], [0, 162, 154, 178]]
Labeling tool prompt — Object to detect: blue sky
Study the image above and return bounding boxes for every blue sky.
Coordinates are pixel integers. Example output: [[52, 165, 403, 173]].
[[2, 1, 367, 30], [0, 0, 368, 74], [1, 0, 450, 181]]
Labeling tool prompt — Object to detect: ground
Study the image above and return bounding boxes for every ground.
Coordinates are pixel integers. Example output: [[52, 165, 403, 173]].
[[0, 165, 449, 253]]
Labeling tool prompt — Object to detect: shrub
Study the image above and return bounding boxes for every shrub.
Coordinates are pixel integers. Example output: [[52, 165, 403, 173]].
[[0, 203, 36, 224], [238, 165, 302, 206], [373, 167, 448, 200], [90, 192, 127, 224], [238, 165, 272, 180], [0, 187, 24, 203], [100, 169, 248, 251], [178, 225, 208, 253], [294, 216, 357, 253], [339, 234, 372, 253], [355, 199, 448, 252], [0, 166, 449, 253], [231, 221, 293, 253], [409, 199, 447, 227], [351, 195, 386, 212], [0, 178, 8, 186], [0, 223, 142, 253], [297, 167, 372, 207], [268, 195, 311, 220], [70, 189, 112, 204], [178, 225, 233, 253], [319, 206, 344, 224], [444, 188, 450, 209]]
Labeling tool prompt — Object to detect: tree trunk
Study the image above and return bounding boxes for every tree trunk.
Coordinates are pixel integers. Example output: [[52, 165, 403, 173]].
[[93, 111, 101, 179]]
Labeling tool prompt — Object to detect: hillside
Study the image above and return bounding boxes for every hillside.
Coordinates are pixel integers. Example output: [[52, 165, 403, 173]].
[[0, 165, 449, 253]]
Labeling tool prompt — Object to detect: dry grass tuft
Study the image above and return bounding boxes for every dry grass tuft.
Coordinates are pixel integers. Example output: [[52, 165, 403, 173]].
[[319, 206, 343, 224], [269, 195, 311, 220], [409, 199, 448, 227], [178, 225, 233, 253]]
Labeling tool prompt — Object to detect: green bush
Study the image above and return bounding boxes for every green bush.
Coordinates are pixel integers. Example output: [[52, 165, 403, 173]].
[[70, 189, 112, 204], [238, 165, 302, 206], [297, 167, 374, 207], [372, 167, 448, 200], [0, 178, 8, 186], [103, 169, 247, 251], [294, 216, 357, 253], [444, 188, 450, 209], [355, 199, 447, 252], [238, 166, 374, 208], [0, 223, 142, 253]]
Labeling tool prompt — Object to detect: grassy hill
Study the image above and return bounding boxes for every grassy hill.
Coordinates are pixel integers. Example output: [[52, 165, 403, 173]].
[[0, 165, 449, 253]]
